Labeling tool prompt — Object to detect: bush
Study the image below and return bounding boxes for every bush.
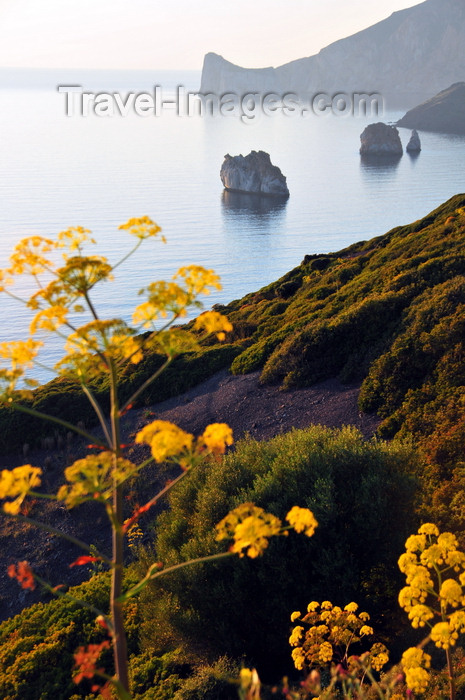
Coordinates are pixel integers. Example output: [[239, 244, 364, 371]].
[[137, 426, 418, 678]]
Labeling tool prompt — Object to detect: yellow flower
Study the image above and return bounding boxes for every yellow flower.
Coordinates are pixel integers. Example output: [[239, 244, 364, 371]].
[[290, 611, 301, 622], [135, 420, 194, 464], [58, 453, 136, 508], [408, 604, 434, 628], [119, 216, 163, 240], [371, 651, 389, 672], [407, 565, 434, 593], [289, 626, 304, 646], [198, 423, 233, 456], [359, 625, 374, 636], [291, 647, 305, 670], [359, 611, 370, 621], [402, 647, 431, 670], [405, 667, 430, 694], [318, 641, 333, 664], [215, 502, 283, 558], [431, 621, 457, 649], [174, 265, 221, 296], [58, 226, 95, 252], [30, 306, 69, 334], [193, 310, 233, 341], [57, 255, 113, 293], [0, 465, 42, 515], [420, 543, 444, 567], [398, 551, 418, 573], [8, 236, 57, 276], [405, 534, 427, 553], [446, 549, 465, 570], [285, 506, 318, 537], [450, 610, 465, 634], [440, 578, 463, 608], [132, 280, 191, 326], [437, 532, 459, 551], [418, 523, 439, 537], [307, 601, 319, 612], [0, 339, 42, 371], [321, 601, 333, 610], [344, 602, 358, 612], [399, 586, 422, 611]]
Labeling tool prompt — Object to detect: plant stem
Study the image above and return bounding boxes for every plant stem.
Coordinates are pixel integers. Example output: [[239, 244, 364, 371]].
[[119, 356, 173, 413], [446, 647, 456, 700], [118, 550, 233, 602], [7, 401, 106, 447], [81, 382, 112, 445], [109, 357, 130, 693]]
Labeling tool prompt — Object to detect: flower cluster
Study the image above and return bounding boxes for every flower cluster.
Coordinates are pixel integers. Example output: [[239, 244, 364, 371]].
[[135, 420, 233, 468], [401, 647, 431, 695], [398, 523, 465, 651], [215, 503, 317, 559], [0, 218, 232, 394], [118, 216, 163, 240], [57, 453, 137, 508], [0, 464, 42, 514], [288, 600, 388, 677]]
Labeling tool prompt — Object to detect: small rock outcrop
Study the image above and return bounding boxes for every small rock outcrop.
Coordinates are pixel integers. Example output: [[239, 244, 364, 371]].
[[406, 129, 421, 153], [359, 123, 403, 156], [397, 82, 465, 135], [220, 151, 289, 198]]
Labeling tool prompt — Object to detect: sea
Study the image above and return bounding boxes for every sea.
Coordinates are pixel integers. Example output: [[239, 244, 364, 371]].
[[1, 68, 465, 381]]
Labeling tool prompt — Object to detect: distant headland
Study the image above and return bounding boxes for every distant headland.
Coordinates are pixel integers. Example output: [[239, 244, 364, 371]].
[[200, 0, 465, 110]]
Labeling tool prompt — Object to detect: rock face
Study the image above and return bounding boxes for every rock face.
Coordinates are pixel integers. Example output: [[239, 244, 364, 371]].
[[397, 82, 465, 135], [200, 0, 465, 108], [359, 123, 403, 156], [220, 151, 289, 198], [406, 129, 422, 152]]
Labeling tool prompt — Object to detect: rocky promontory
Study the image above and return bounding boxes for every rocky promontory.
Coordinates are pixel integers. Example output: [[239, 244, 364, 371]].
[[220, 151, 289, 198], [359, 122, 403, 156], [406, 129, 422, 153], [397, 82, 465, 135], [200, 0, 465, 108]]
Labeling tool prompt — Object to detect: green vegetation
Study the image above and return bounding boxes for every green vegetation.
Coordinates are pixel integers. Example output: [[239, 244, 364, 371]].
[[136, 426, 417, 677], [218, 194, 465, 526], [0, 344, 240, 454], [2, 195, 465, 697], [0, 426, 418, 698]]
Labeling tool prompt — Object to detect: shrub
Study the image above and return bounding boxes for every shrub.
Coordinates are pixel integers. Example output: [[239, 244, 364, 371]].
[[137, 426, 418, 677]]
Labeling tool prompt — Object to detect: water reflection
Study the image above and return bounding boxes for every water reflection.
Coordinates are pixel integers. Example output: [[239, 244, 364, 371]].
[[407, 150, 421, 165], [359, 154, 402, 172], [221, 189, 288, 235]]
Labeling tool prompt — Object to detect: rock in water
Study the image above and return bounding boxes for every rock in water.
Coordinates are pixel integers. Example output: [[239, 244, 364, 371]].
[[406, 129, 421, 152], [220, 151, 289, 198], [359, 123, 403, 156]]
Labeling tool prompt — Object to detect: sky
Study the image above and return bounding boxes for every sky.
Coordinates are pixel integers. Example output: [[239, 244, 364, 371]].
[[0, 0, 422, 71]]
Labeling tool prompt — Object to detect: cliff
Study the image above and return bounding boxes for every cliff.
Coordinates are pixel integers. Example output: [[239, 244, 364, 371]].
[[397, 82, 465, 135], [200, 0, 465, 108]]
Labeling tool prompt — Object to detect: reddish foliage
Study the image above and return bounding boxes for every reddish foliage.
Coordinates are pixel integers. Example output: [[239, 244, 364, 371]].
[[73, 640, 111, 684], [69, 555, 101, 568], [7, 561, 35, 590]]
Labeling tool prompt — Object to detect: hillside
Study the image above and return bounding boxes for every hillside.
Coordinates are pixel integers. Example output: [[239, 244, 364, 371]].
[[3, 194, 465, 488], [214, 194, 465, 496], [200, 0, 465, 107], [2, 196, 465, 697], [397, 82, 465, 134]]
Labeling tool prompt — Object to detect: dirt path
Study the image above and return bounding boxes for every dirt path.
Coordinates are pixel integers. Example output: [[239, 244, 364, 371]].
[[0, 369, 380, 621]]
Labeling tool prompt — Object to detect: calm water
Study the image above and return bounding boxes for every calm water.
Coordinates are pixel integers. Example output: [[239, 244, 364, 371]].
[[1, 70, 465, 379]]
